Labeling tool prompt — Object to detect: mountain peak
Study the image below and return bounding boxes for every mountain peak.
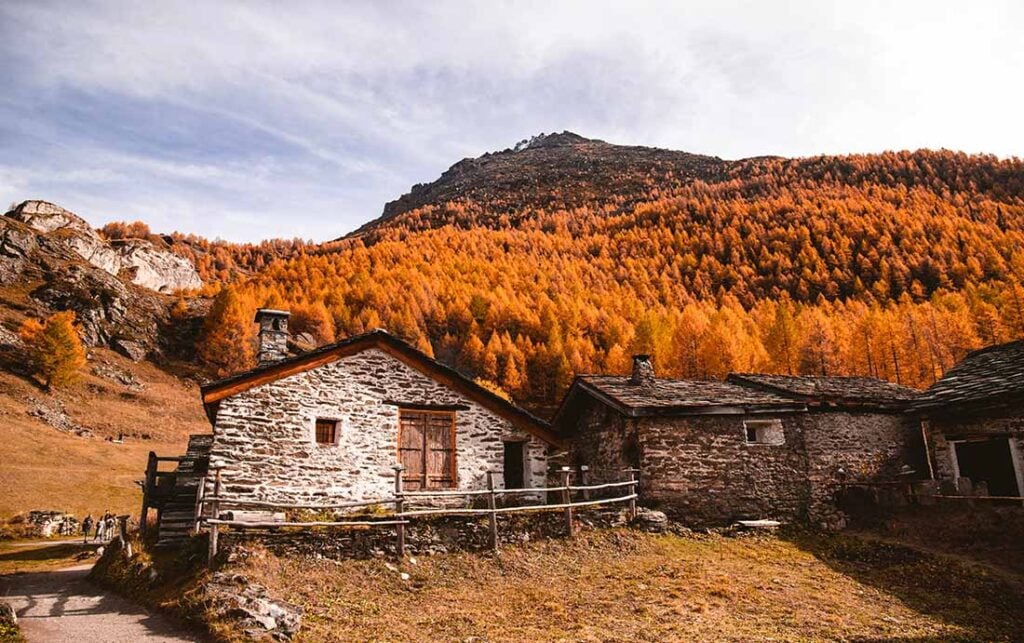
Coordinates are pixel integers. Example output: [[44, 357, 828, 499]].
[[511, 131, 600, 152]]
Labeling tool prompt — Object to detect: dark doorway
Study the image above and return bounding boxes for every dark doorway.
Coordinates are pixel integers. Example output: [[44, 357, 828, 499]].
[[955, 438, 1020, 497], [503, 441, 526, 489]]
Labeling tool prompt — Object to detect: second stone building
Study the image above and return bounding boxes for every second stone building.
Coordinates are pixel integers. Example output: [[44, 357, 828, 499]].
[[553, 355, 924, 526]]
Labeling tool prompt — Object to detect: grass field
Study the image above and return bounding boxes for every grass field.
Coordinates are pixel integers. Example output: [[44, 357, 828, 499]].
[[0, 539, 98, 576], [0, 347, 208, 520], [236, 528, 1024, 642]]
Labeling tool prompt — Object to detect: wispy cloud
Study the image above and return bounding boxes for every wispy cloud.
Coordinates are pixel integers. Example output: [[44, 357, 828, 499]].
[[0, 0, 1022, 241]]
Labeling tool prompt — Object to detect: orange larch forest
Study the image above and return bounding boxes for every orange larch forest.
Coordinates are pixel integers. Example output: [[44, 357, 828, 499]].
[[179, 148, 1024, 415]]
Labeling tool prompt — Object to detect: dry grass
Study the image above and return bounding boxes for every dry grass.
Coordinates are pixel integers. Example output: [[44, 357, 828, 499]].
[[239, 529, 1024, 642], [0, 540, 96, 576], [0, 347, 208, 519]]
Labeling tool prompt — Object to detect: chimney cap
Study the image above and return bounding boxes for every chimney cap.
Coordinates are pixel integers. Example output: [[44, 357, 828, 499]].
[[254, 308, 291, 322]]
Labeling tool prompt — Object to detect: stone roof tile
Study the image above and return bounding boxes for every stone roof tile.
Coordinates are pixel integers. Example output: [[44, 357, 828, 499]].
[[915, 339, 1024, 410]]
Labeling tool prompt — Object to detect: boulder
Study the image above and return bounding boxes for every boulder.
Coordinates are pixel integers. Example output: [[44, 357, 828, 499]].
[[111, 338, 148, 362], [631, 507, 668, 532]]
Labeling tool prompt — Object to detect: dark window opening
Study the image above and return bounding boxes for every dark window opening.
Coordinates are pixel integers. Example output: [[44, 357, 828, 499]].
[[745, 425, 758, 443], [503, 442, 526, 489], [399, 410, 456, 490], [955, 438, 1020, 497], [315, 419, 338, 445]]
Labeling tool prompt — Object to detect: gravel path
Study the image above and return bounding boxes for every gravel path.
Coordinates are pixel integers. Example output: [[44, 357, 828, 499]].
[[0, 563, 201, 642]]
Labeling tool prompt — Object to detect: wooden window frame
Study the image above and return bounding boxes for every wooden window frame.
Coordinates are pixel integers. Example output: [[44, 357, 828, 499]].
[[314, 418, 339, 446], [398, 408, 457, 489]]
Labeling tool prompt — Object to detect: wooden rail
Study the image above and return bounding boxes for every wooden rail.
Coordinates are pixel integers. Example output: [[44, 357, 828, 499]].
[[200, 466, 640, 565]]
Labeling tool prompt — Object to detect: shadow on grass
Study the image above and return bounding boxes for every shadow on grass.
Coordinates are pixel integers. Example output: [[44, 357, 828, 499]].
[[0, 542, 91, 563], [784, 529, 1024, 642]]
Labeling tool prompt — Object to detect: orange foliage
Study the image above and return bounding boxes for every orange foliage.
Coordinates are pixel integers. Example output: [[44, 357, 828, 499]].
[[194, 150, 1024, 413]]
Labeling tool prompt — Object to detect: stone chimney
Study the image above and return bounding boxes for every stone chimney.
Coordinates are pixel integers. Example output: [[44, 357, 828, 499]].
[[630, 354, 655, 386], [254, 309, 290, 366]]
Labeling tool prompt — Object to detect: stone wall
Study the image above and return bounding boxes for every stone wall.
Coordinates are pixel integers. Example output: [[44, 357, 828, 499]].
[[566, 397, 638, 483], [636, 413, 810, 524], [926, 411, 1024, 491], [564, 405, 924, 527], [210, 348, 548, 503], [803, 412, 924, 525]]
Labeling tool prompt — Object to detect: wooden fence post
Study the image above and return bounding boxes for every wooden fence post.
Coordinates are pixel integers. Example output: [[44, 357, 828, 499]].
[[627, 468, 638, 520], [207, 460, 223, 568], [579, 465, 590, 501], [140, 451, 157, 538], [393, 465, 405, 558], [560, 467, 573, 538], [486, 471, 499, 550], [117, 514, 132, 557]]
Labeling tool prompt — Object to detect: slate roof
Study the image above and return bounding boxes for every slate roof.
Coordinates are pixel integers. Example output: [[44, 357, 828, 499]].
[[565, 375, 806, 417], [727, 374, 920, 411], [914, 339, 1024, 411]]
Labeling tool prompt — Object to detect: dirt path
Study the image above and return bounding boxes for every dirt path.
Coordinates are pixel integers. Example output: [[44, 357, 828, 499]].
[[0, 563, 201, 642]]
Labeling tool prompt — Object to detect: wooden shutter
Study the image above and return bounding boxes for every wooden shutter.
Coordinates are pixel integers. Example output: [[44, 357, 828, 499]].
[[315, 419, 337, 445], [399, 410, 456, 489]]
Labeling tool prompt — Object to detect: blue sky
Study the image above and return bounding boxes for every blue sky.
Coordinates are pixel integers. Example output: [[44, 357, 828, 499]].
[[1, 1, 1022, 241]]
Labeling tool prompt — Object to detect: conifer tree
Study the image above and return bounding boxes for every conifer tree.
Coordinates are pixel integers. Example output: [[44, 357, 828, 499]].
[[199, 286, 256, 377], [19, 311, 87, 389]]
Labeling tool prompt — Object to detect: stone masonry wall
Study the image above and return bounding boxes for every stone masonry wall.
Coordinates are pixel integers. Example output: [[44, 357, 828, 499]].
[[803, 412, 923, 525], [926, 412, 1024, 491], [566, 398, 638, 483], [637, 413, 810, 525], [210, 348, 548, 504]]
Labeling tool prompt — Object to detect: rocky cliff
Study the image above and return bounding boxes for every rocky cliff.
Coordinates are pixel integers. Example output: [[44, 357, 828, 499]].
[[5, 201, 202, 293], [0, 200, 207, 362]]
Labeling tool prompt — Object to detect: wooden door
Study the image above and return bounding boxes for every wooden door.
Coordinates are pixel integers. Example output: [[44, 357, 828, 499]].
[[399, 410, 456, 490]]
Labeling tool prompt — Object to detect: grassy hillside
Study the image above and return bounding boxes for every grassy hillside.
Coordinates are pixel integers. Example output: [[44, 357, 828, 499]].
[[0, 348, 208, 520]]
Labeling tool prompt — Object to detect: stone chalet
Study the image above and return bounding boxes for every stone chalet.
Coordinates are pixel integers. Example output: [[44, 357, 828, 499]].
[[552, 355, 923, 527], [915, 339, 1024, 498], [198, 310, 560, 506]]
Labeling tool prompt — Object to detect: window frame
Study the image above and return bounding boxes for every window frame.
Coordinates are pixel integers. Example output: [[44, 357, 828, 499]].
[[398, 408, 457, 490], [314, 417, 340, 446], [742, 418, 785, 446]]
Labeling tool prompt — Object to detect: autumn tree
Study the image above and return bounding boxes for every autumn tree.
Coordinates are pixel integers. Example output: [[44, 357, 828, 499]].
[[199, 286, 256, 377], [19, 311, 87, 389]]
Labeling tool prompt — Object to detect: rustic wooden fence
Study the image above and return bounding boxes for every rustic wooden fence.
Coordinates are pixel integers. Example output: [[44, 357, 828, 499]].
[[199, 465, 638, 565]]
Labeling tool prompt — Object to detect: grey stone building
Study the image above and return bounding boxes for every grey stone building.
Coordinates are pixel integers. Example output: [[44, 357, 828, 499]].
[[199, 309, 559, 505], [914, 340, 1024, 498], [553, 356, 922, 526]]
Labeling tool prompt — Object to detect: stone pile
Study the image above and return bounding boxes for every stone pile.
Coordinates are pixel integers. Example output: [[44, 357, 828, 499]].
[[205, 571, 302, 641]]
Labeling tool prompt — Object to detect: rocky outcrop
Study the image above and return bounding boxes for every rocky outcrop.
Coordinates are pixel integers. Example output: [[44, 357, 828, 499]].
[[5, 201, 202, 293], [113, 238, 202, 292], [29, 259, 164, 358]]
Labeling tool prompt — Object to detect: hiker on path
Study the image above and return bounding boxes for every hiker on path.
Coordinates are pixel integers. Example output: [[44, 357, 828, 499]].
[[105, 515, 116, 541], [81, 515, 93, 543], [93, 516, 105, 542]]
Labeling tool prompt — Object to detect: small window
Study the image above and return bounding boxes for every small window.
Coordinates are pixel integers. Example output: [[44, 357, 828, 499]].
[[743, 419, 784, 445], [315, 419, 338, 445]]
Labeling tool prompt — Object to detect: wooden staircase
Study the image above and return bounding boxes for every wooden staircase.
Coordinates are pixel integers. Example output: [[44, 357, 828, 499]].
[[142, 434, 212, 549]]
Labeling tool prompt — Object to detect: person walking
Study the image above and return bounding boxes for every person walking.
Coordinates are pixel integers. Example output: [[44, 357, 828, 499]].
[[105, 514, 116, 541], [93, 515, 105, 542], [81, 514, 93, 544]]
